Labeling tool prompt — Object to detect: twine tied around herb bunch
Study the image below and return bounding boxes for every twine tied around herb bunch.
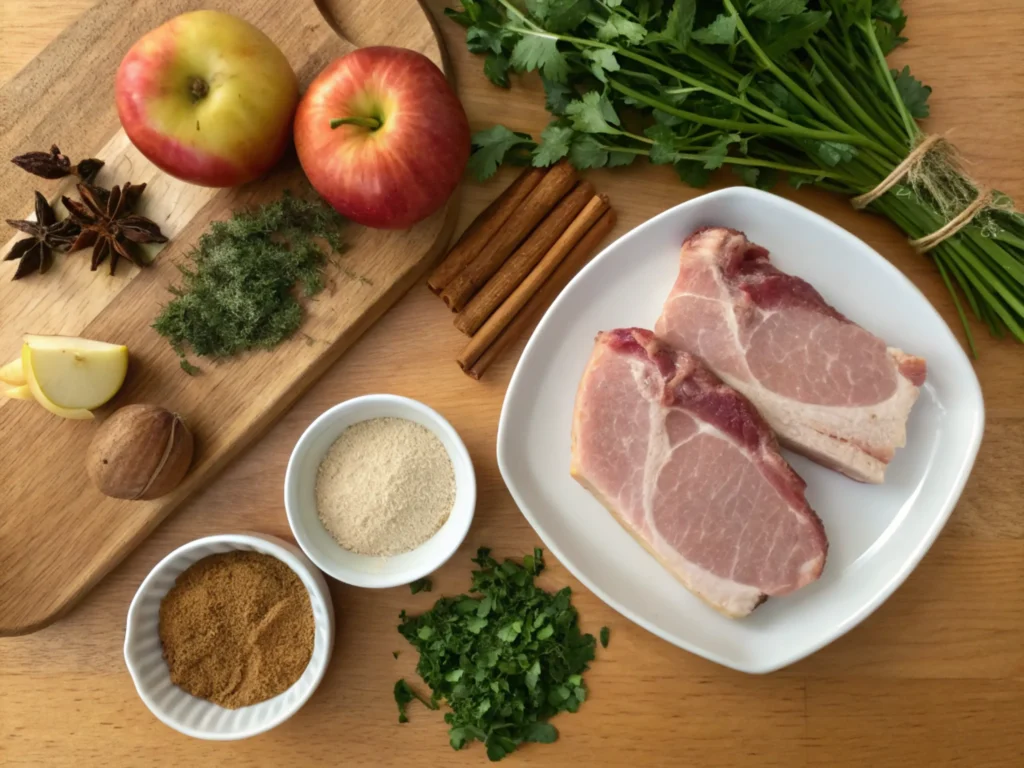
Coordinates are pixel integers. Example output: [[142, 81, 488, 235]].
[[852, 133, 1016, 253]]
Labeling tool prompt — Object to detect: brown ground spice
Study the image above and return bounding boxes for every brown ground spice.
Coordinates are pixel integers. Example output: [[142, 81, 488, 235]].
[[159, 551, 315, 709]]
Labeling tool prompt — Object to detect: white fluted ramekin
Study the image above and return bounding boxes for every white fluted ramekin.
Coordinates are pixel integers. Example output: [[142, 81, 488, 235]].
[[124, 532, 334, 740]]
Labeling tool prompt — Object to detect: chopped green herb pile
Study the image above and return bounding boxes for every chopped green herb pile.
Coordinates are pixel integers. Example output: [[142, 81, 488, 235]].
[[396, 548, 597, 761], [394, 679, 438, 723], [410, 577, 433, 594], [448, 0, 1024, 353], [152, 192, 345, 373]]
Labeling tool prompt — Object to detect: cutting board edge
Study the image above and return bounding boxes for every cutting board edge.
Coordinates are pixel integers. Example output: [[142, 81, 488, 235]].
[[0, 0, 460, 636], [0, 191, 460, 638]]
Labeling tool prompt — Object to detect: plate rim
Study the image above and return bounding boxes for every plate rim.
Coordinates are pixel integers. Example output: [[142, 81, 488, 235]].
[[496, 186, 985, 674]]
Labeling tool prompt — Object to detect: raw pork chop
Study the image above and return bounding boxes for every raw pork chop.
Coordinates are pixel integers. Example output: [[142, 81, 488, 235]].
[[656, 227, 926, 484], [571, 328, 827, 617]]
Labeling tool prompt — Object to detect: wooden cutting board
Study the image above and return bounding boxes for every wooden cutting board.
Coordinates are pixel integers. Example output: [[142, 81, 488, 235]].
[[0, 0, 455, 635]]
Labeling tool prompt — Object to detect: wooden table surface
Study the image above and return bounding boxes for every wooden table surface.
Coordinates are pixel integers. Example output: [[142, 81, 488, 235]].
[[2, 1, 1023, 766]]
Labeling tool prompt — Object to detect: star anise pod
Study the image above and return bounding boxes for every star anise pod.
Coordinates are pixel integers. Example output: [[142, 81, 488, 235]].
[[4, 191, 81, 279], [11, 145, 104, 183], [63, 182, 168, 275]]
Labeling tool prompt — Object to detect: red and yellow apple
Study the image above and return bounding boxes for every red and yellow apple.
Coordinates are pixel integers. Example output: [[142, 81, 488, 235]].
[[115, 10, 298, 187], [293, 47, 470, 230]]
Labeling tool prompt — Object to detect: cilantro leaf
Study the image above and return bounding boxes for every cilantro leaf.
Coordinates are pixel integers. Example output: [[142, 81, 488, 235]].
[[673, 159, 710, 188], [524, 722, 559, 743], [653, 0, 696, 50], [511, 35, 569, 82], [466, 24, 510, 55], [762, 81, 813, 118], [692, 14, 736, 45], [469, 126, 537, 181], [645, 123, 677, 165], [607, 150, 636, 167], [569, 134, 609, 169], [484, 53, 511, 88], [486, 734, 517, 761], [798, 138, 857, 167], [873, 17, 907, 54], [525, 660, 541, 690], [599, 626, 610, 648], [761, 11, 831, 58], [543, 78, 574, 115], [891, 65, 931, 119], [749, 0, 808, 23], [410, 577, 432, 594], [873, 0, 905, 20], [497, 619, 524, 642], [526, 0, 592, 33], [394, 679, 437, 723], [733, 165, 779, 190], [584, 48, 620, 83], [565, 91, 621, 134], [443, 2, 479, 27], [533, 123, 575, 166], [699, 133, 741, 170], [596, 14, 648, 45]]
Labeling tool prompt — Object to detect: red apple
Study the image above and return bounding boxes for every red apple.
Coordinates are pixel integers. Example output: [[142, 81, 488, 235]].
[[115, 11, 299, 187], [293, 47, 470, 230]]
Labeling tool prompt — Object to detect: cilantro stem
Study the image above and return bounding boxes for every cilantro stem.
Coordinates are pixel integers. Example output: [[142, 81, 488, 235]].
[[608, 79, 866, 144], [496, 0, 541, 31], [597, 142, 857, 182], [859, 19, 919, 144], [722, 0, 864, 140], [674, 153, 858, 182], [935, 252, 978, 356], [609, 46, 823, 134], [512, 24, 876, 148], [805, 41, 904, 158]]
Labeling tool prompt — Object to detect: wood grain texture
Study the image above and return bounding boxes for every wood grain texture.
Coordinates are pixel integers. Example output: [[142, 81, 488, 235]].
[[0, 0, 455, 635], [1, 0, 1023, 766]]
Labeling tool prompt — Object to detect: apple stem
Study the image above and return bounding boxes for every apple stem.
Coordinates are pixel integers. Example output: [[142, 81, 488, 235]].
[[330, 116, 381, 131], [189, 77, 209, 103]]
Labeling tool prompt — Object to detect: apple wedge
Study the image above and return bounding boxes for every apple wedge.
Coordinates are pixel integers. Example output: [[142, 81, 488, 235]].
[[21, 335, 129, 417], [2, 384, 33, 400], [0, 357, 25, 386], [21, 350, 94, 419]]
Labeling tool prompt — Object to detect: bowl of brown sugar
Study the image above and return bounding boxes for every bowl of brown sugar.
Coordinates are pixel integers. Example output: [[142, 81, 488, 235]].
[[284, 394, 475, 588], [124, 533, 334, 740]]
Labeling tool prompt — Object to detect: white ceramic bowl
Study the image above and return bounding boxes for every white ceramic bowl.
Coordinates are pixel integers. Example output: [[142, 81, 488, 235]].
[[284, 394, 475, 588], [124, 533, 334, 740]]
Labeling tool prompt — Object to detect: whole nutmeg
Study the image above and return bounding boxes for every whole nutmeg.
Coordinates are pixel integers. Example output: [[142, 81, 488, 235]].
[[87, 404, 194, 500]]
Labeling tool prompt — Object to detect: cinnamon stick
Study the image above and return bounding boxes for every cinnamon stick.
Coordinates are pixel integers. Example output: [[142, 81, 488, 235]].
[[426, 166, 546, 295], [454, 181, 596, 336], [458, 198, 613, 378], [440, 160, 577, 312]]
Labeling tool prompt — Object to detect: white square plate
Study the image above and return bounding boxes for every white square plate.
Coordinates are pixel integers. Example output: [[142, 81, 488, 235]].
[[496, 187, 984, 673]]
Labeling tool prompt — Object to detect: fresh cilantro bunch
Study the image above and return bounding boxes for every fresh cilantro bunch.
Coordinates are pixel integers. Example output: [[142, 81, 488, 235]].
[[396, 548, 597, 761], [449, 0, 1024, 353]]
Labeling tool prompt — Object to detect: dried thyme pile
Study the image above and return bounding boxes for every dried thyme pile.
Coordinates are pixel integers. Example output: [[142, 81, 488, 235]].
[[153, 193, 345, 373]]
